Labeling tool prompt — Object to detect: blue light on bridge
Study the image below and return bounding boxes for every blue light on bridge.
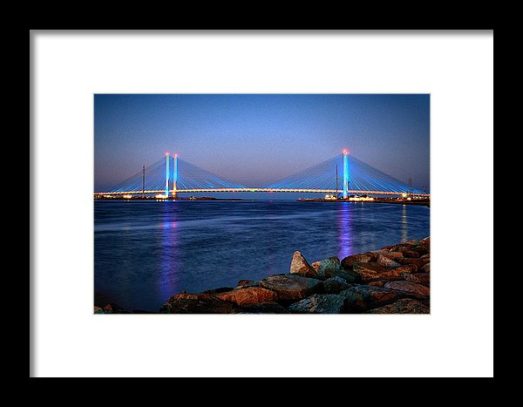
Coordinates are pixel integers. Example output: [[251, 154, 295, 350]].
[[343, 149, 349, 199], [165, 152, 170, 197]]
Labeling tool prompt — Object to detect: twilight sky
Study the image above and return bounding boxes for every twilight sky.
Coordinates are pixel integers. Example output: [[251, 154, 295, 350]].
[[94, 94, 430, 192]]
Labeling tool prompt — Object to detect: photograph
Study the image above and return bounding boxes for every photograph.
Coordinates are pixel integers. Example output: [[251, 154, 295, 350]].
[[94, 94, 430, 314]]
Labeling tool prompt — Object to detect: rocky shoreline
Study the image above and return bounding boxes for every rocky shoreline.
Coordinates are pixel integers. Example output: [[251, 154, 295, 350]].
[[95, 237, 430, 314]]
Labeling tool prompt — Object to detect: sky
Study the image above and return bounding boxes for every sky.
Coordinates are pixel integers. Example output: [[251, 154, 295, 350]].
[[94, 94, 430, 194]]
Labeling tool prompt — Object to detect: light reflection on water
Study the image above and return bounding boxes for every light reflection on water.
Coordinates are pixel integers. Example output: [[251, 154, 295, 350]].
[[401, 204, 408, 242], [337, 201, 353, 259], [159, 204, 178, 301]]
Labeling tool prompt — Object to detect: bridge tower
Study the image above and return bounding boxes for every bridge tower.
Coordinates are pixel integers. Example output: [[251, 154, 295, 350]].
[[172, 153, 178, 199], [165, 152, 171, 197], [342, 149, 349, 199]]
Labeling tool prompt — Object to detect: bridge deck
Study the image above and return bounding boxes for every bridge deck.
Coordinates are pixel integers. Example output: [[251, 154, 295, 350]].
[[95, 188, 430, 197]]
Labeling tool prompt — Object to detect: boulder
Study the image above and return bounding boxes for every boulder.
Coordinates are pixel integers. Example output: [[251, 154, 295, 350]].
[[402, 272, 430, 286], [311, 256, 341, 278], [396, 257, 427, 270], [289, 251, 317, 278], [288, 294, 345, 313], [377, 254, 401, 268], [402, 250, 421, 258], [367, 280, 386, 287], [395, 264, 417, 273], [160, 293, 236, 313], [236, 280, 259, 288], [330, 268, 361, 283], [94, 306, 104, 314], [341, 253, 372, 268], [377, 265, 416, 281], [367, 298, 429, 314], [237, 302, 289, 313], [340, 285, 401, 312], [421, 263, 430, 273], [352, 262, 387, 282], [216, 287, 278, 306], [384, 251, 404, 259], [411, 245, 429, 256], [384, 281, 430, 299], [259, 274, 322, 301], [322, 276, 351, 293]]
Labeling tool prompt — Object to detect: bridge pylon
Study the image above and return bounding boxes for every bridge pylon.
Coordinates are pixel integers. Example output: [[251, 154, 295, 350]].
[[342, 149, 349, 199], [172, 153, 178, 199]]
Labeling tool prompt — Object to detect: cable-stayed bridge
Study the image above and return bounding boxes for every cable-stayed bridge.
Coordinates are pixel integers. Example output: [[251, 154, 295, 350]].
[[96, 151, 429, 198]]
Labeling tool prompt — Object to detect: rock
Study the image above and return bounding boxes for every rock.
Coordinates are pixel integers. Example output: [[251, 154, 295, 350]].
[[374, 264, 417, 281], [203, 286, 234, 294], [102, 303, 125, 313], [289, 251, 317, 278], [402, 272, 430, 286], [236, 280, 259, 288], [260, 274, 322, 301], [322, 276, 350, 293], [396, 257, 428, 270], [412, 245, 429, 256], [402, 250, 421, 258], [341, 253, 372, 268], [330, 268, 361, 283], [161, 293, 236, 313], [311, 256, 341, 278], [352, 262, 387, 282], [421, 263, 430, 273], [237, 302, 289, 313], [384, 281, 430, 299], [216, 287, 278, 306], [288, 294, 345, 313], [94, 306, 104, 314], [395, 264, 417, 273], [384, 251, 404, 259], [340, 285, 401, 312], [420, 236, 430, 246], [377, 254, 401, 268], [367, 298, 429, 314], [367, 280, 386, 287]]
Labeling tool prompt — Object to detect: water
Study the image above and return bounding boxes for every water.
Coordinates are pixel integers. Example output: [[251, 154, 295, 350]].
[[95, 200, 430, 311]]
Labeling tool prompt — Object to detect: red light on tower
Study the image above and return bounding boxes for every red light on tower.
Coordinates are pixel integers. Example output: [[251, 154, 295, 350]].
[[165, 151, 170, 156], [343, 148, 349, 155], [174, 153, 178, 158]]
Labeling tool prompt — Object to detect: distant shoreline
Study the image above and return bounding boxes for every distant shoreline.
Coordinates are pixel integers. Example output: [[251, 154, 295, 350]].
[[299, 198, 430, 207]]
